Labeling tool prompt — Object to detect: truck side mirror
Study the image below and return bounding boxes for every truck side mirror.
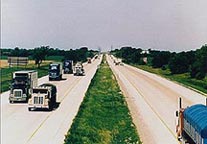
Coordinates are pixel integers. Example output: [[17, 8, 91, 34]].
[[175, 111, 179, 117]]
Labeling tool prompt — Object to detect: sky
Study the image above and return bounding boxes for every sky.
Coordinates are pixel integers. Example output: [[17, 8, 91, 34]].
[[1, 0, 207, 52]]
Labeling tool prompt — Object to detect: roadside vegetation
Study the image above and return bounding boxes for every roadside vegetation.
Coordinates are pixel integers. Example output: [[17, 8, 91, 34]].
[[64, 55, 141, 144], [111, 45, 207, 94], [135, 65, 207, 94], [1, 46, 97, 93]]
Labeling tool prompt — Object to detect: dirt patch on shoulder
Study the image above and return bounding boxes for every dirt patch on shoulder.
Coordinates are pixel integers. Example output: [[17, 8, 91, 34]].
[[0, 60, 9, 68]]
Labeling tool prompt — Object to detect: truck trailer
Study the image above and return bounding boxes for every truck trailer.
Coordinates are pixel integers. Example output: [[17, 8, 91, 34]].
[[28, 83, 57, 111], [49, 63, 63, 80], [176, 98, 207, 144], [9, 70, 38, 103], [63, 60, 73, 74]]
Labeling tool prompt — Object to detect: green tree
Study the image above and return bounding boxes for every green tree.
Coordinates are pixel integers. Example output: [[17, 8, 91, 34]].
[[190, 45, 207, 79], [32, 46, 49, 68], [169, 52, 189, 74], [151, 51, 172, 68]]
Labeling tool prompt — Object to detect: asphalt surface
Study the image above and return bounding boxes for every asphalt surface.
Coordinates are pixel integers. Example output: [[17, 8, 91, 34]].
[[107, 54, 206, 144], [1, 56, 102, 144]]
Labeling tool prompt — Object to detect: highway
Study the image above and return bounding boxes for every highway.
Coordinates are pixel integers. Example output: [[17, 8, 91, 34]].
[[1, 56, 102, 144], [107, 54, 206, 144]]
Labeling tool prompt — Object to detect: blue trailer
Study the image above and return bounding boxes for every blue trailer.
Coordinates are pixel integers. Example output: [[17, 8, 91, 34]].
[[176, 98, 207, 144]]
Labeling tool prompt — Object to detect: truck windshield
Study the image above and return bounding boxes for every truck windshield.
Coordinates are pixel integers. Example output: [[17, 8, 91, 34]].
[[50, 66, 58, 70], [12, 77, 26, 87], [33, 89, 48, 94]]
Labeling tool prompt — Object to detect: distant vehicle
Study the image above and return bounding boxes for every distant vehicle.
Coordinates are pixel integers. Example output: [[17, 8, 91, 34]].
[[176, 97, 207, 144], [49, 63, 63, 80], [63, 60, 73, 74], [94, 55, 98, 59], [74, 62, 85, 76], [9, 70, 38, 103], [28, 83, 57, 111], [87, 58, 92, 64]]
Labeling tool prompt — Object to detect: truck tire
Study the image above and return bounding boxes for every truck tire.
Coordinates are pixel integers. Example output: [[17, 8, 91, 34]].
[[48, 102, 52, 111], [9, 100, 13, 103], [28, 108, 32, 111]]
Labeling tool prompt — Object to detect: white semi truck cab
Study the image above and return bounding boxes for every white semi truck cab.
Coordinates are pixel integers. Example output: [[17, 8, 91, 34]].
[[74, 62, 85, 76], [28, 83, 57, 111]]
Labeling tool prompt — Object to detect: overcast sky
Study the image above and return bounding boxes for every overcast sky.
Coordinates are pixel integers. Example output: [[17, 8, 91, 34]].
[[1, 0, 207, 51]]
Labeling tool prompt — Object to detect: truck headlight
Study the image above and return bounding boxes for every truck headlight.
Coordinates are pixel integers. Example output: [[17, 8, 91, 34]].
[[44, 99, 49, 105], [28, 99, 32, 104]]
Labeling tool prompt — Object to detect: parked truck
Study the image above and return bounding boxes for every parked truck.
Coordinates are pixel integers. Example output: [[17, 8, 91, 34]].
[[49, 63, 63, 80], [176, 98, 207, 144], [63, 60, 73, 74], [28, 83, 57, 111], [74, 62, 85, 76], [9, 70, 38, 103]]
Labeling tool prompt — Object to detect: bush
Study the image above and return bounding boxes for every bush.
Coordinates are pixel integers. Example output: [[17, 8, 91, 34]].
[[169, 52, 189, 74]]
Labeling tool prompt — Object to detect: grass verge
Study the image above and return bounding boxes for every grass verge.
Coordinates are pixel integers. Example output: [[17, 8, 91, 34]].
[[134, 65, 207, 95], [0, 62, 50, 93], [64, 55, 141, 144]]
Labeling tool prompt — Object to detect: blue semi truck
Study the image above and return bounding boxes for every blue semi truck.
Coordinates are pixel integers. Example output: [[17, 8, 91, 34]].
[[176, 98, 207, 144]]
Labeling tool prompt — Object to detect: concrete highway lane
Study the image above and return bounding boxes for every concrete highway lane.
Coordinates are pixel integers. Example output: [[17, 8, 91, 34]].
[[1, 56, 102, 144], [107, 54, 206, 144]]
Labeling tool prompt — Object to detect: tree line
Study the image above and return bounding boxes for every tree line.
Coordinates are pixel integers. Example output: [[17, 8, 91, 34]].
[[1, 46, 98, 67], [111, 45, 207, 80]]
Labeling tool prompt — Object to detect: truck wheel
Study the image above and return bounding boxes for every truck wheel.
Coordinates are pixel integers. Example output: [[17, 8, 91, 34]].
[[49, 106, 52, 111], [9, 100, 13, 103], [48, 103, 52, 111], [28, 108, 32, 111]]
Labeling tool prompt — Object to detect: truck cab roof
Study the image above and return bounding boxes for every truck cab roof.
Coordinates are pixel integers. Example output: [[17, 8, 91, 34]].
[[14, 70, 37, 74]]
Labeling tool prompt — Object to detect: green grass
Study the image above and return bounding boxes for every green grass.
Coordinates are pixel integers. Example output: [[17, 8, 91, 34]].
[[0, 62, 50, 93], [1, 55, 64, 61], [64, 55, 141, 144], [46, 55, 64, 61], [0, 55, 8, 60], [134, 65, 207, 94]]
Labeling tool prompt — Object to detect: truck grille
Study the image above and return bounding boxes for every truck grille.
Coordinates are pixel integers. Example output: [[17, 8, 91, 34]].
[[34, 96, 44, 104], [14, 90, 22, 98]]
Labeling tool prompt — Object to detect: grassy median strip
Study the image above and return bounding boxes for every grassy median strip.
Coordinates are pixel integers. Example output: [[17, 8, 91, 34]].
[[64, 56, 141, 144]]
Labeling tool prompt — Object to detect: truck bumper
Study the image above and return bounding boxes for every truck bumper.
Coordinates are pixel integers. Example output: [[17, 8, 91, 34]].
[[28, 105, 49, 110], [9, 97, 27, 102]]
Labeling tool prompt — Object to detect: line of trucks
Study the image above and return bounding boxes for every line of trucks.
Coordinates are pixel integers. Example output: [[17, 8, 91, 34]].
[[48, 60, 86, 80], [9, 59, 90, 111], [9, 70, 57, 111]]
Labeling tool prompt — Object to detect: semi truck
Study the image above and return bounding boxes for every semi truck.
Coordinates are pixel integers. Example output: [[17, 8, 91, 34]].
[[74, 62, 85, 76], [87, 58, 92, 64], [9, 70, 38, 103], [49, 63, 63, 80], [176, 98, 207, 144], [63, 60, 73, 74], [28, 83, 57, 111]]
